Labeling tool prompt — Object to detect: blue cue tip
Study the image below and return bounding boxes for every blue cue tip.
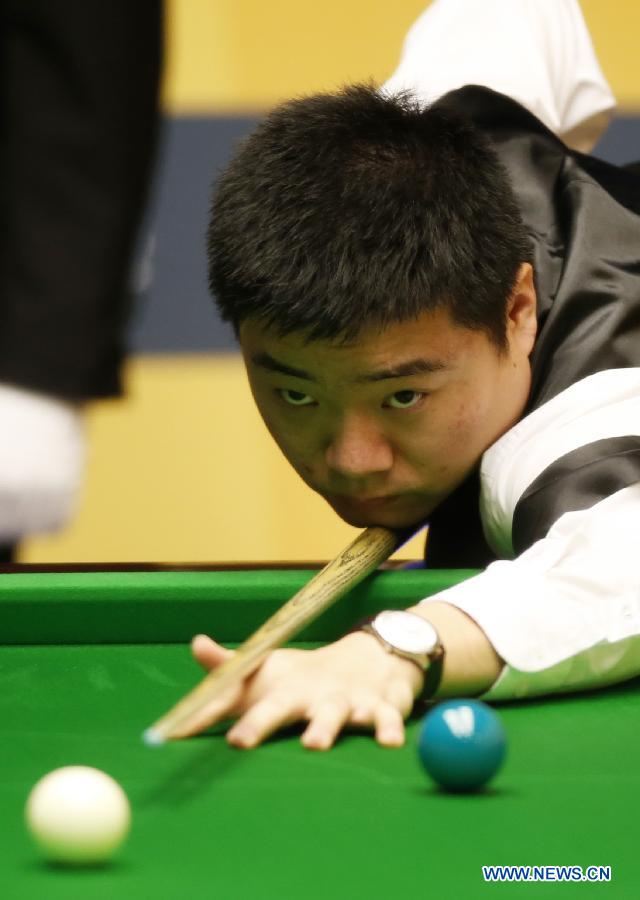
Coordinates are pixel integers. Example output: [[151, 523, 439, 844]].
[[142, 727, 165, 747]]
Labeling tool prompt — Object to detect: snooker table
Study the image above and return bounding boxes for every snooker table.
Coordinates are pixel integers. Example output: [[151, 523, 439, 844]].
[[1, 563, 638, 899]]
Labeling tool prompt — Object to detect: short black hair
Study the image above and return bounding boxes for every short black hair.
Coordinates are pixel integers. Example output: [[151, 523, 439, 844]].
[[207, 84, 532, 348]]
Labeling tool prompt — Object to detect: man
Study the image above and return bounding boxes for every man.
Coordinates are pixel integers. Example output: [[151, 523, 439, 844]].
[[0, 1, 162, 561], [185, 0, 640, 750]]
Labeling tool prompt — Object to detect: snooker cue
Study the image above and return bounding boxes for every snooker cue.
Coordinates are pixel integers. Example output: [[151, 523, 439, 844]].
[[143, 525, 416, 745]]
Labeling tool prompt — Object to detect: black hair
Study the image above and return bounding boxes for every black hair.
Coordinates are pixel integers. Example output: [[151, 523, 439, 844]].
[[207, 84, 532, 348]]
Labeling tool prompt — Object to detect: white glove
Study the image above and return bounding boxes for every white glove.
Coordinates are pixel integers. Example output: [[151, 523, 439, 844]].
[[0, 383, 86, 542]]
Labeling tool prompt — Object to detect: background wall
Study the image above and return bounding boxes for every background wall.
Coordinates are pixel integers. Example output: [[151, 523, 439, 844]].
[[21, 0, 640, 563]]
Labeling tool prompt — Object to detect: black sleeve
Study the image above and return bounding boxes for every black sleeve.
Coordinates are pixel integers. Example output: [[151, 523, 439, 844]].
[[0, 0, 163, 400], [512, 436, 640, 555]]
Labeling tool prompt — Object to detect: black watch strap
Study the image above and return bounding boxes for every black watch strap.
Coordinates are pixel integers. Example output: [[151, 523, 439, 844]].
[[419, 646, 444, 701]]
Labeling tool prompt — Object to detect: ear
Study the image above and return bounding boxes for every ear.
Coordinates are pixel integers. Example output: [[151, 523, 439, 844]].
[[506, 263, 537, 357]]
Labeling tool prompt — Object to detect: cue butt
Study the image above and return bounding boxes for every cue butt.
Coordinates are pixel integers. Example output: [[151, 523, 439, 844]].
[[143, 525, 418, 744]]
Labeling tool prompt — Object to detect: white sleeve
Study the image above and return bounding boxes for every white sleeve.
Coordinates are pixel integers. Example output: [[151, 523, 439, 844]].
[[420, 368, 640, 700], [382, 0, 616, 151], [421, 484, 640, 700], [0, 383, 86, 541]]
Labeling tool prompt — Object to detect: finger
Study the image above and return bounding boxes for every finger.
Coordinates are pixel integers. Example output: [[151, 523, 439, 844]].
[[373, 703, 405, 748], [385, 677, 416, 718], [191, 634, 234, 671], [170, 637, 239, 737], [349, 699, 375, 727], [227, 695, 298, 749], [302, 698, 351, 751]]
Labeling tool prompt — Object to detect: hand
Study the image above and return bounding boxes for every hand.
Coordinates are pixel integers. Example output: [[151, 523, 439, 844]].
[[189, 631, 425, 751]]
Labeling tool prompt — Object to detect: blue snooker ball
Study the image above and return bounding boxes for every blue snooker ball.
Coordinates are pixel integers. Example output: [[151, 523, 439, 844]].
[[417, 699, 506, 793]]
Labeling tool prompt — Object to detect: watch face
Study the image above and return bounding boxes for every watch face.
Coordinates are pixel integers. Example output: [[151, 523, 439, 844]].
[[374, 610, 438, 655]]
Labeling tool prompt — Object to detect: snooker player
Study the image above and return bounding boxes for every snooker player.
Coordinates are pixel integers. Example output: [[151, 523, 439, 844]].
[[190, 0, 640, 750]]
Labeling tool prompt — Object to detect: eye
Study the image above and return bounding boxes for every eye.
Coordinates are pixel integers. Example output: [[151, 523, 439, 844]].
[[278, 389, 316, 406], [385, 390, 425, 410]]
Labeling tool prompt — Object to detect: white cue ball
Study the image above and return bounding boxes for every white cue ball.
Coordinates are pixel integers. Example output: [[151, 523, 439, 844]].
[[25, 766, 131, 864]]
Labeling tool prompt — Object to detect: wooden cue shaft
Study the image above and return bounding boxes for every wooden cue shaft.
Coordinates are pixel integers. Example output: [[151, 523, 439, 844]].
[[144, 525, 414, 744]]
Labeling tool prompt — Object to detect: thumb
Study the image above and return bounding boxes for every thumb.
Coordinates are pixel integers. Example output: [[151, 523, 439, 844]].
[[191, 634, 234, 671]]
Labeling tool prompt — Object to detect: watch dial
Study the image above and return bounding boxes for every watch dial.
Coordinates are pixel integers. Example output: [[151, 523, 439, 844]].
[[375, 610, 438, 654]]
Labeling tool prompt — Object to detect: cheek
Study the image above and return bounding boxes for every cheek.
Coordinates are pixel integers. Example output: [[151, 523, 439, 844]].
[[260, 410, 296, 454], [249, 390, 290, 449], [256, 403, 318, 471], [451, 396, 487, 437], [250, 387, 290, 445], [423, 396, 490, 472], [251, 384, 328, 465]]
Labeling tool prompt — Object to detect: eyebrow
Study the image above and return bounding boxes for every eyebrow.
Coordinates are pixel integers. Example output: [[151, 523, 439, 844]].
[[251, 352, 450, 383]]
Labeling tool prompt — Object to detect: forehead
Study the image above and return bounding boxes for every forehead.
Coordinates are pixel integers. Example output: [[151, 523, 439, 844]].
[[239, 309, 488, 382]]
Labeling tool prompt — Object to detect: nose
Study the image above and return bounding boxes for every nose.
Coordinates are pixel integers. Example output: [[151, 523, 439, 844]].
[[324, 415, 393, 480]]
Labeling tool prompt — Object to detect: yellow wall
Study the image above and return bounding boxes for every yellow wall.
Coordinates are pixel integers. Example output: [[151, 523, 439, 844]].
[[162, 0, 640, 114], [580, 0, 640, 108], [162, 0, 430, 113], [22, 0, 639, 563]]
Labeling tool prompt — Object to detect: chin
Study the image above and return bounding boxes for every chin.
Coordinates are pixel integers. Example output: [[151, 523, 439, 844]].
[[326, 499, 428, 531]]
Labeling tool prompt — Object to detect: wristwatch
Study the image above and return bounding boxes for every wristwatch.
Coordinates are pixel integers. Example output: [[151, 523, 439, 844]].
[[360, 610, 445, 700]]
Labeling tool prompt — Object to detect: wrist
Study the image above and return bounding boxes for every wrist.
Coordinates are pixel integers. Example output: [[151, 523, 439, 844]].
[[353, 610, 445, 701], [407, 602, 504, 697], [343, 630, 426, 697]]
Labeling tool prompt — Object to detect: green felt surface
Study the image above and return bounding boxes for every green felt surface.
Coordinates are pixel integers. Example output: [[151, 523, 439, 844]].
[[1, 568, 638, 897], [2, 643, 638, 899]]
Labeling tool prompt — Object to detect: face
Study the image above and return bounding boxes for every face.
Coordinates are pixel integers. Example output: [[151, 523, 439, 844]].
[[239, 267, 537, 529]]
